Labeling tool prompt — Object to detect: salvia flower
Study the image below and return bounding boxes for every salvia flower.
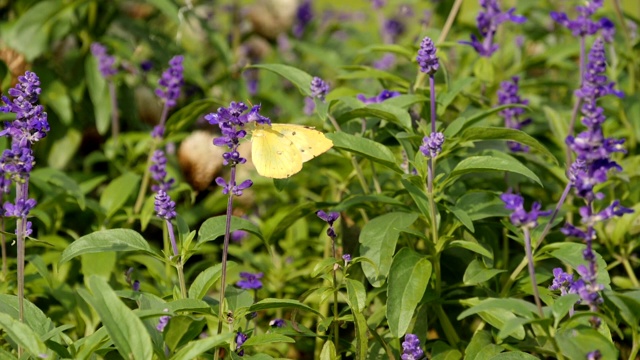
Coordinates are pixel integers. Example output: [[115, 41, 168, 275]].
[[420, 132, 445, 158], [317, 210, 339, 239], [150, 149, 175, 192], [550, 0, 611, 39], [156, 309, 170, 332], [236, 331, 248, 356], [155, 55, 184, 108], [587, 350, 602, 360], [383, 18, 405, 43], [310, 77, 330, 101], [460, 0, 526, 57], [293, 0, 313, 38], [549, 268, 576, 296], [497, 76, 531, 152], [342, 254, 351, 263], [154, 190, 176, 220], [90, 43, 118, 78], [373, 53, 397, 70], [500, 193, 551, 228], [401, 333, 424, 360], [371, 0, 386, 9], [417, 36, 439, 75], [357, 90, 400, 104], [269, 318, 285, 327], [237, 272, 263, 290]]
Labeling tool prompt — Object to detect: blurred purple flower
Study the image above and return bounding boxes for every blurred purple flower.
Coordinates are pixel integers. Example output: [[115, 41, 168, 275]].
[[293, 0, 313, 38], [401, 333, 424, 360], [373, 53, 396, 70], [154, 190, 176, 220], [237, 272, 263, 290], [155, 55, 184, 108], [497, 76, 531, 152], [550, 0, 612, 40], [90, 43, 118, 78], [342, 254, 351, 263], [310, 77, 330, 101], [317, 210, 339, 238], [549, 268, 575, 296], [236, 331, 248, 356], [460, 0, 526, 57], [417, 36, 439, 75], [303, 97, 316, 116], [419, 132, 444, 158], [150, 149, 175, 192], [357, 90, 400, 104], [383, 18, 405, 43], [157, 309, 170, 332], [587, 350, 602, 360], [140, 60, 153, 72], [232, 230, 248, 243], [269, 318, 285, 327], [132, 280, 140, 291], [500, 193, 551, 228], [371, 0, 386, 9]]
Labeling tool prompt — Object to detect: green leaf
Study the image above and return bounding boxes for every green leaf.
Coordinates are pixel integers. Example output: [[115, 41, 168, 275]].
[[47, 128, 82, 170], [458, 298, 539, 340], [170, 333, 234, 360], [242, 333, 295, 347], [556, 326, 619, 360], [448, 240, 493, 260], [165, 99, 219, 134], [335, 103, 412, 131], [332, 194, 406, 212], [0, 295, 54, 337], [31, 168, 86, 210], [338, 66, 410, 89], [0, 313, 50, 358], [444, 105, 527, 138], [353, 311, 369, 360], [99, 172, 140, 219], [146, 0, 180, 23], [359, 212, 419, 287], [431, 341, 463, 360], [447, 155, 542, 187], [460, 127, 558, 165], [251, 64, 313, 96], [79, 276, 154, 360], [3, 0, 63, 60], [357, 44, 414, 59], [42, 80, 73, 125], [401, 177, 431, 219], [387, 248, 432, 338], [463, 259, 505, 285], [455, 191, 510, 221], [59, 228, 158, 264], [473, 57, 495, 83], [444, 204, 475, 232], [320, 340, 337, 360], [345, 278, 367, 313], [552, 294, 580, 327], [248, 298, 324, 317], [326, 132, 403, 173], [438, 77, 476, 113], [188, 262, 238, 300], [465, 330, 496, 360], [85, 55, 112, 135], [602, 291, 640, 327], [488, 351, 541, 360], [198, 215, 263, 243]]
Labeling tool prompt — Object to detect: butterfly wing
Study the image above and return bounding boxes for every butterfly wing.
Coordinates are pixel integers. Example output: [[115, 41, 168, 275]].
[[251, 126, 303, 178], [271, 124, 333, 163]]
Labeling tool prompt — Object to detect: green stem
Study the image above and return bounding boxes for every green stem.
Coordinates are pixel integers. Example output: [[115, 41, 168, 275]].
[[176, 262, 187, 299], [629, 322, 639, 360], [331, 235, 339, 355], [621, 256, 640, 288], [523, 228, 544, 317]]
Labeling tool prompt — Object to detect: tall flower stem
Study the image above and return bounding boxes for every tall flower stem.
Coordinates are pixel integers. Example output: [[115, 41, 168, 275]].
[[214, 166, 236, 350], [16, 180, 29, 326], [331, 234, 339, 354], [165, 219, 187, 298], [501, 183, 571, 296], [523, 227, 544, 317], [108, 81, 119, 145]]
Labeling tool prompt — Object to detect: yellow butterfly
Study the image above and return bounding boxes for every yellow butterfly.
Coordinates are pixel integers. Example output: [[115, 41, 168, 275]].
[[249, 123, 333, 179]]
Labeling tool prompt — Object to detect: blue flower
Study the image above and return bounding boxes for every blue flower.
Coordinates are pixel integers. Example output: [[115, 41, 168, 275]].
[[357, 90, 400, 104], [155, 55, 184, 108], [500, 193, 551, 228], [90, 43, 118, 78], [237, 272, 263, 290], [154, 190, 176, 220], [293, 0, 313, 38], [460, 0, 525, 57], [401, 333, 424, 360], [419, 132, 445, 158], [417, 36, 439, 75], [497, 76, 531, 152]]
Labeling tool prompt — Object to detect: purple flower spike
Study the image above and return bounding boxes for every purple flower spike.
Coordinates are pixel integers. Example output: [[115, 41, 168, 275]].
[[371, 0, 386, 9], [497, 76, 531, 152], [156, 309, 170, 332], [90, 43, 118, 78], [550, 0, 611, 39], [500, 193, 551, 228], [342, 254, 351, 263], [154, 190, 176, 220], [417, 36, 439, 75], [155, 55, 184, 108], [419, 132, 445, 158], [401, 333, 424, 360], [236, 331, 248, 356], [549, 268, 575, 296], [237, 272, 263, 290], [293, 0, 313, 38], [310, 77, 330, 101], [460, 0, 526, 57]]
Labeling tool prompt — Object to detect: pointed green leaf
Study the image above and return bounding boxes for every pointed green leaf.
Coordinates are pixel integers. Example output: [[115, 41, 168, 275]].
[[387, 248, 432, 338], [189, 262, 238, 300], [170, 333, 234, 360], [447, 156, 542, 186], [251, 64, 313, 96], [59, 228, 159, 264], [345, 278, 367, 313], [99, 172, 140, 219], [198, 215, 263, 243], [463, 259, 505, 285], [242, 333, 295, 347], [556, 326, 618, 360], [79, 276, 153, 360], [335, 103, 412, 131], [0, 313, 50, 358], [85, 56, 111, 135], [327, 132, 403, 173], [360, 212, 419, 287], [460, 127, 558, 165], [248, 298, 323, 317], [165, 99, 220, 134]]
